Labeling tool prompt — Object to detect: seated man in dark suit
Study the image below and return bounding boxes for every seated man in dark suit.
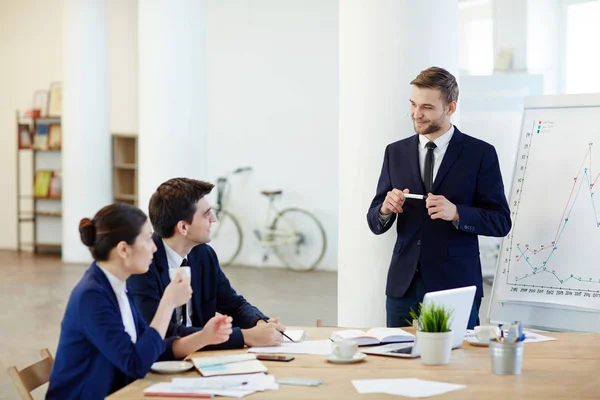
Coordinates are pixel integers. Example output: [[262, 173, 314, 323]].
[[129, 178, 286, 349]]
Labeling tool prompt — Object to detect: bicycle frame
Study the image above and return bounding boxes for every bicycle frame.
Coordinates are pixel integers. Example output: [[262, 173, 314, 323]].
[[256, 197, 302, 248]]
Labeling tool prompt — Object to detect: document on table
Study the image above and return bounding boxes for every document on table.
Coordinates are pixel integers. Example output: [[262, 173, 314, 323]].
[[248, 340, 332, 355], [352, 378, 466, 398], [464, 329, 556, 343], [143, 373, 278, 398]]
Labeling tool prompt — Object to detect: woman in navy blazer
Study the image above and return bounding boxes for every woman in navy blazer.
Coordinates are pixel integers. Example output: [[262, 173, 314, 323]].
[[47, 203, 233, 400]]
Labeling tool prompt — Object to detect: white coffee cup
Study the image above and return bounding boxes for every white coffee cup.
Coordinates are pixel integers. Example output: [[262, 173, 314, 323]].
[[169, 267, 191, 282], [474, 326, 499, 342], [332, 340, 358, 359]]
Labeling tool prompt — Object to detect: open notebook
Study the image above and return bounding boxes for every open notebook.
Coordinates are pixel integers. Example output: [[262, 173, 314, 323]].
[[330, 328, 415, 346], [190, 354, 267, 377], [283, 330, 306, 342]]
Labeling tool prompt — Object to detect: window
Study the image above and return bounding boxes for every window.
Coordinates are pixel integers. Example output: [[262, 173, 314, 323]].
[[465, 18, 494, 75], [565, 0, 600, 93]]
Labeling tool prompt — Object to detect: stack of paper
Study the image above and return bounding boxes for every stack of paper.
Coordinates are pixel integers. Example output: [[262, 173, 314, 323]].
[[144, 373, 278, 398], [191, 354, 267, 377], [352, 378, 466, 398], [248, 340, 332, 355]]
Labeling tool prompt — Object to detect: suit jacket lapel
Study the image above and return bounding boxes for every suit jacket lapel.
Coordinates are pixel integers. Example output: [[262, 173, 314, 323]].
[[153, 234, 172, 289], [407, 135, 425, 192], [432, 127, 464, 193]]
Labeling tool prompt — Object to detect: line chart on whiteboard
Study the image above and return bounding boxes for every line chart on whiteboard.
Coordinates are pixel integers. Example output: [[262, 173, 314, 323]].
[[496, 111, 600, 306]]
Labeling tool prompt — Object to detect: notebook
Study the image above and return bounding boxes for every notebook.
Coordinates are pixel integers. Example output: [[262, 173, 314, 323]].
[[190, 354, 267, 377], [330, 328, 415, 346], [283, 330, 307, 342]]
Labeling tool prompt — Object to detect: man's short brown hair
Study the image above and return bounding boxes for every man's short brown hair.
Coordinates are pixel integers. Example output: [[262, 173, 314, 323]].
[[149, 178, 214, 238], [410, 67, 459, 106]]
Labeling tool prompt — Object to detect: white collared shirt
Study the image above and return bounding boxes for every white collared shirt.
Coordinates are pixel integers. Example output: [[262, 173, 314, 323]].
[[98, 266, 137, 343], [417, 124, 455, 183], [163, 239, 192, 327]]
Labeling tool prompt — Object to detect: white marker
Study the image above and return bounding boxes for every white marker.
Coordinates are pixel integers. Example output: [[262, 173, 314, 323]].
[[403, 193, 427, 200]]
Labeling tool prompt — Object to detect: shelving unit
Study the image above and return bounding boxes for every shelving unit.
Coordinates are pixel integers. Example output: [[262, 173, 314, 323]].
[[16, 111, 62, 254], [112, 134, 138, 206]]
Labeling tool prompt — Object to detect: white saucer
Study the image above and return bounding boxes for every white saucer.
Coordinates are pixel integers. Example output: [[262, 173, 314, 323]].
[[326, 353, 367, 364], [150, 361, 194, 374], [465, 337, 491, 347]]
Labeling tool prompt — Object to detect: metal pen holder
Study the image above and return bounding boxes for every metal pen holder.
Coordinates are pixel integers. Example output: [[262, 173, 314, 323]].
[[489, 338, 524, 375]]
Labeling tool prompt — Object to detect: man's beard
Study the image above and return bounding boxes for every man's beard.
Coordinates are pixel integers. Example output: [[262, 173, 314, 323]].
[[413, 119, 443, 135]]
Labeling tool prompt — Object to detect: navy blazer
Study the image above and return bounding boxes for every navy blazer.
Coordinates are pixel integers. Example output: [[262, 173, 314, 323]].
[[367, 127, 511, 299], [47, 263, 175, 400], [128, 235, 268, 350]]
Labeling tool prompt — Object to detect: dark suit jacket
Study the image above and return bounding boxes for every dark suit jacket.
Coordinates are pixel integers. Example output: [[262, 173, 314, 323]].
[[47, 263, 175, 400], [128, 235, 268, 350], [367, 127, 511, 299]]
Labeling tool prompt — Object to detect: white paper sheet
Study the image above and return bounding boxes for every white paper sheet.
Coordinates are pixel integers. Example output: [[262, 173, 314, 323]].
[[144, 373, 278, 398], [352, 378, 466, 398], [248, 339, 332, 355], [465, 329, 556, 343]]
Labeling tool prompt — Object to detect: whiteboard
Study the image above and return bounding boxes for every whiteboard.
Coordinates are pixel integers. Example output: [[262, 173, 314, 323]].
[[488, 93, 600, 332]]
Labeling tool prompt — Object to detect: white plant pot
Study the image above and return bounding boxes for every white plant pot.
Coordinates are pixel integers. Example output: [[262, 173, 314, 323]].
[[416, 330, 453, 365]]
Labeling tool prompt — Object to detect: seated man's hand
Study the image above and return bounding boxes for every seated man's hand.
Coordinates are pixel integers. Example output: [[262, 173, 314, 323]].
[[242, 321, 286, 347], [257, 317, 280, 325], [202, 315, 233, 346]]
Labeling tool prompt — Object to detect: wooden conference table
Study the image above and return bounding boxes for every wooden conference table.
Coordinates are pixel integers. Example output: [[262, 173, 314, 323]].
[[108, 326, 600, 399]]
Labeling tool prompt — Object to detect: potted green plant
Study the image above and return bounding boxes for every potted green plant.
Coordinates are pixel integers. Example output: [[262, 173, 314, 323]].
[[410, 302, 454, 365]]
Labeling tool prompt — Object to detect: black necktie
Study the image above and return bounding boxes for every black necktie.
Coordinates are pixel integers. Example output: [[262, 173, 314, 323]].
[[180, 258, 189, 326], [424, 141, 437, 194]]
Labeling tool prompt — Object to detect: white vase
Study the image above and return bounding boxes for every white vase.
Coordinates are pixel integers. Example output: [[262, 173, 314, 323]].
[[416, 330, 453, 365]]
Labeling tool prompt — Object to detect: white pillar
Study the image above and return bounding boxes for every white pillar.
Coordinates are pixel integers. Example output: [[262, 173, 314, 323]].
[[138, 0, 208, 211], [62, 0, 111, 263], [338, 0, 459, 328]]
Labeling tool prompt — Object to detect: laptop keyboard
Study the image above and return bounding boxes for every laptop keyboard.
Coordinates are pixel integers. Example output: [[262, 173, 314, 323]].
[[389, 346, 413, 354]]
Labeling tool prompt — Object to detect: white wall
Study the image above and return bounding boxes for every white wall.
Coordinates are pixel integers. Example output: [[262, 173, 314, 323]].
[[205, 0, 339, 270]]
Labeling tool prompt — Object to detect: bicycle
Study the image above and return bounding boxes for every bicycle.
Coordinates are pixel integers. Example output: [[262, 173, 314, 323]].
[[209, 166, 327, 272]]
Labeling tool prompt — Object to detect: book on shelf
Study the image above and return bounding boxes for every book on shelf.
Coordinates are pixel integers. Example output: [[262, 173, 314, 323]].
[[330, 328, 415, 346], [34, 123, 49, 150], [34, 170, 54, 198]]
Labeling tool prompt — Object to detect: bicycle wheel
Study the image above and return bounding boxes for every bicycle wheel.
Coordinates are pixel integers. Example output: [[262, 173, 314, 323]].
[[209, 210, 243, 267], [270, 207, 327, 271]]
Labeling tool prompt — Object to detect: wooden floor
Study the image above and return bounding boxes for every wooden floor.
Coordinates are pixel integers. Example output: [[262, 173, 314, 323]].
[[0, 250, 337, 400]]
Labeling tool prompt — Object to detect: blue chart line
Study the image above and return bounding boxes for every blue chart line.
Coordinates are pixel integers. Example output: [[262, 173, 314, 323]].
[[514, 168, 600, 284]]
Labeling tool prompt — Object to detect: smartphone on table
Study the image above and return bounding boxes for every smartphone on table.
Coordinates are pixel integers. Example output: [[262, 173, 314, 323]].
[[256, 354, 295, 362]]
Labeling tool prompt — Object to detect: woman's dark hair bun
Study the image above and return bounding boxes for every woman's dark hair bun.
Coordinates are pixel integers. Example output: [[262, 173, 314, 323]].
[[79, 218, 96, 247]]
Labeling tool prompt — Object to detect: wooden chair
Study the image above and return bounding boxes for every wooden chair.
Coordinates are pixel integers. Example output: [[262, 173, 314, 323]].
[[6, 349, 54, 400]]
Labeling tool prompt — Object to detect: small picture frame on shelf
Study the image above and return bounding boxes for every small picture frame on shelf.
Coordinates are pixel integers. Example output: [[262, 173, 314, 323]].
[[47, 81, 62, 117], [18, 124, 32, 149], [49, 172, 62, 198], [48, 124, 61, 150]]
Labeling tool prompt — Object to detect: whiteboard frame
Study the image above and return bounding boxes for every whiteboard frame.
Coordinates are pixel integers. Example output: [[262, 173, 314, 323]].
[[487, 93, 600, 332]]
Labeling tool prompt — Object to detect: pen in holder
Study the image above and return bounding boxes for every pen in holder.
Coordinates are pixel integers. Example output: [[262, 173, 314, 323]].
[[489, 338, 524, 375]]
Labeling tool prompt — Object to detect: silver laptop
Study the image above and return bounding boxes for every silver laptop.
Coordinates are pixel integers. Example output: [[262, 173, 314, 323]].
[[362, 286, 477, 358]]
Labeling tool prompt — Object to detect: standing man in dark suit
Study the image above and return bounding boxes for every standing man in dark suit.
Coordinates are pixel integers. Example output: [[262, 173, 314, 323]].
[[367, 67, 511, 329], [129, 178, 286, 350]]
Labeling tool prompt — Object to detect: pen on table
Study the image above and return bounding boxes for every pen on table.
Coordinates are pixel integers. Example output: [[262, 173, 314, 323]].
[[256, 315, 295, 342], [403, 193, 427, 200]]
